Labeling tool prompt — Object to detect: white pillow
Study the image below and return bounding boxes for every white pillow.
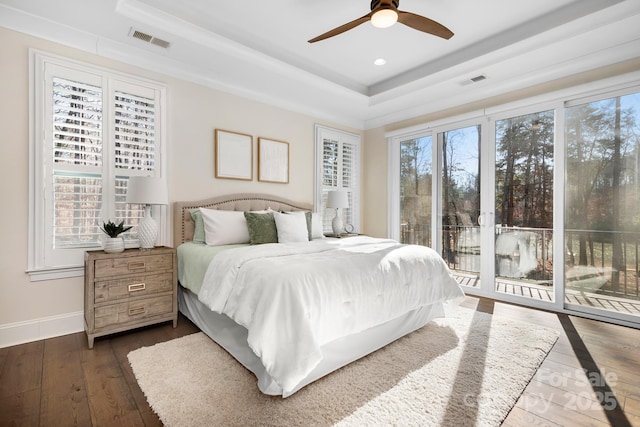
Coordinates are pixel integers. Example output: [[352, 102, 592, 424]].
[[273, 211, 309, 243], [311, 212, 325, 239], [200, 209, 250, 246]]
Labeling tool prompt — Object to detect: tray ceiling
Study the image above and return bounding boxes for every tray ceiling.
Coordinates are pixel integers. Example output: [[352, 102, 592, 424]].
[[1, 0, 639, 129]]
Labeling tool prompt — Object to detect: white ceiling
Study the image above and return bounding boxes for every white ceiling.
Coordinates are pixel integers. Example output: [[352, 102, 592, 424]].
[[1, 0, 640, 129]]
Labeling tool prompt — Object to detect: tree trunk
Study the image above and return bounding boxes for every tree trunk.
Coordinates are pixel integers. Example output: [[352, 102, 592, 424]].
[[611, 96, 623, 292], [442, 135, 452, 263]]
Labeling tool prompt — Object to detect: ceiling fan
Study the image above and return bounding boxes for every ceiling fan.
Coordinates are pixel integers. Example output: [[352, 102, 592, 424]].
[[308, 0, 454, 43]]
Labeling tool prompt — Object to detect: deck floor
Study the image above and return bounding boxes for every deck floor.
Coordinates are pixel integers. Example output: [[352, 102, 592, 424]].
[[453, 273, 640, 316]]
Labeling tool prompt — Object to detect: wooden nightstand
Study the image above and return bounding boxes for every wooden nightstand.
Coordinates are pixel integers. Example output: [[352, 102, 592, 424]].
[[84, 246, 177, 349]]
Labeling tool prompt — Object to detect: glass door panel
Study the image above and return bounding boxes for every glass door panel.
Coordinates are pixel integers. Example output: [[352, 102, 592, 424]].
[[495, 110, 555, 301], [399, 136, 433, 246], [565, 92, 640, 321], [440, 125, 481, 288]]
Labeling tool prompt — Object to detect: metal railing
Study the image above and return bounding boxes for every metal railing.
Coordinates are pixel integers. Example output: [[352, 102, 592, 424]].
[[566, 229, 640, 298], [400, 223, 640, 299]]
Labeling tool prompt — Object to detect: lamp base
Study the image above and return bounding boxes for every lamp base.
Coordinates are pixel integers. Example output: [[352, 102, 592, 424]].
[[331, 210, 344, 235], [138, 205, 158, 250]]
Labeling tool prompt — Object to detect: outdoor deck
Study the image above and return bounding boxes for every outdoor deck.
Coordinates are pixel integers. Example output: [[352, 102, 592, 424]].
[[453, 273, 640, 316]]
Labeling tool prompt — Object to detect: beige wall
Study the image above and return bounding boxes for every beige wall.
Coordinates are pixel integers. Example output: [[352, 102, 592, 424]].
[[362, 58, 640, 238], [0, 26, 360, 333]]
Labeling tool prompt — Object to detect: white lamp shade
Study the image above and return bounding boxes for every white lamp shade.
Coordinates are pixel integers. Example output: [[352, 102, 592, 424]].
[[326, 190, 349, 209], [126, 176, 168, 205]]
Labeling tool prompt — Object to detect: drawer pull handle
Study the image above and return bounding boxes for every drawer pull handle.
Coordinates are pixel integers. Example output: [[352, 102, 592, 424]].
[[128, 283, 146, 292], [128, 306, 146, 316], [128, 261, 146, 271]]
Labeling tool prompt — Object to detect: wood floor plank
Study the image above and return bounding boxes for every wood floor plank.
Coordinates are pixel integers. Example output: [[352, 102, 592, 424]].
[[514, 393, 611, 427], [0, 345, 8, 378], [503, 405, 562, 427], [79, 337, 144, 426], [625, 394, 640, 418], [0, 341, 43, 397], [0, 388, 40, 426], [39, 333, 92, 427], [0, 341, 43, 425]]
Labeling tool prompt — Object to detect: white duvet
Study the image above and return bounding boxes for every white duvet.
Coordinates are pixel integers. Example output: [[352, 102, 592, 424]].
[[198, 236, 464, 395]]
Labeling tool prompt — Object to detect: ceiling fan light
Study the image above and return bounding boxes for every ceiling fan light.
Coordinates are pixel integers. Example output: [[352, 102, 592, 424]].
[[371, 9, 398, 28]]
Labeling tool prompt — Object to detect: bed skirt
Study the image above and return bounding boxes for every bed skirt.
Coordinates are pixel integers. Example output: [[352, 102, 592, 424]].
[[178, 286, 446, 397]]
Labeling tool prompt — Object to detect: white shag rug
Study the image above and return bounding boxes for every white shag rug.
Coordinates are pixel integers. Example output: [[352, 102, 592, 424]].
[[128, 307, 558, 426]]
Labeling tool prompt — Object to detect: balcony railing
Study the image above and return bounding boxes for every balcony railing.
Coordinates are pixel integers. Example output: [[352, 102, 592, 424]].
[[400, 223, 640, 300], [566, 229, 640, 299]]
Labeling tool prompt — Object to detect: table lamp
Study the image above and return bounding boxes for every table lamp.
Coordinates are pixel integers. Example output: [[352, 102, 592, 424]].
[[126, 176, 168, 250], [326, 190, 349, 235]]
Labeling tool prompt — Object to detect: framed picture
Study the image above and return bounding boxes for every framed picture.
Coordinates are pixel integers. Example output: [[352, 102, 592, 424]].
[[258, 137, 289, 184], [215, 129, 253, 180]]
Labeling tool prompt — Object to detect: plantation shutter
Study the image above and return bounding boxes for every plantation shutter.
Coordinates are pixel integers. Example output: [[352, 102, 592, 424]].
[[316, 126, 361, 233], [51, 76, 104, 249], [35, 57, 164, 272], [113, 87, 158, 237], [341, 139, 359, 228]]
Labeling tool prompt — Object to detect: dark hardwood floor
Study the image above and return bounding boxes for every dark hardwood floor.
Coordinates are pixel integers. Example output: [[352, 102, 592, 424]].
[[0, 297, 638, 426]]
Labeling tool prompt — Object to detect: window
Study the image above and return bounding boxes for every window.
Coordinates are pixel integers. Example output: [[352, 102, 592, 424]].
[[314, 125, 361, 233], [29, 51, 167, 280]]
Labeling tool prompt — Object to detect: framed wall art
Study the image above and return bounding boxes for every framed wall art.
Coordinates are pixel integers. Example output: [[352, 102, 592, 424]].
[[215, 129, 253, 181], [258, 137, 289, 184]]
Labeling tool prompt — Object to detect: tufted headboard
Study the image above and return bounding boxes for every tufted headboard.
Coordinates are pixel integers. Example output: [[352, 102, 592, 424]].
[[173, 193, 314, 247]]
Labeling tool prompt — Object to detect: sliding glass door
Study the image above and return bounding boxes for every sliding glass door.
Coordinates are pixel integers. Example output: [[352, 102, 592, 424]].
[[565, 92, 640, 322], [395, 124, 483, 290], [494, 110, 555, 301], [439, 125, 482, 286], [391, 84, 640, 326], [398, 136, 433, 247]]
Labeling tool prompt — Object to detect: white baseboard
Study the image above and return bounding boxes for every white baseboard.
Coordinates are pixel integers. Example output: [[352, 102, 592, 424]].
[[0, 311, 84, 348]]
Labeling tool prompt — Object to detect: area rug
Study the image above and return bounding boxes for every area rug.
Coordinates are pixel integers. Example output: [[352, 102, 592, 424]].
[[128, 306, 558, 426]]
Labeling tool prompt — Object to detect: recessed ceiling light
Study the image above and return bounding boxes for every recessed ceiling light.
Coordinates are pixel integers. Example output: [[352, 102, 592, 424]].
[[374, 58, 387, 66]]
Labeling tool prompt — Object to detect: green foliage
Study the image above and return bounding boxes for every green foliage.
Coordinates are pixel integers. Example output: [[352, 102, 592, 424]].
[[100, 220, 133, 238]]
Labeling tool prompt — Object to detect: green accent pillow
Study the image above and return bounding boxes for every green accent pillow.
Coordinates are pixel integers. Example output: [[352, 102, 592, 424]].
[[190, 208, 206, 244], [244, 211, 278, 245]]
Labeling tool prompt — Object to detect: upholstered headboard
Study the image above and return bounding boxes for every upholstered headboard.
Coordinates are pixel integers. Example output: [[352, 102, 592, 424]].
[[173, 193, 314, 247]]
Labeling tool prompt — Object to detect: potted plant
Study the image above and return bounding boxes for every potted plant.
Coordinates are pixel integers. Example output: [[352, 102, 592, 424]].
[[101, 220, 133, 253]]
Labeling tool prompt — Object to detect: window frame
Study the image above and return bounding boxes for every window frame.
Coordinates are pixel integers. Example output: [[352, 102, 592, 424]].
[[28, 50, 168, 281], [314, 124, 361, 234]]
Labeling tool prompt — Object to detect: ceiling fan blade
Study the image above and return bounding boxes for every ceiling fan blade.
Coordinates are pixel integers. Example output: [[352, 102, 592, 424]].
[[397, 11, 454, 40], [308, 13, 372, 43]]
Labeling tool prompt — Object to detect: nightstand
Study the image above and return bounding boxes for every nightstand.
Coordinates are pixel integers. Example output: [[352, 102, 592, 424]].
[[84, 246, 177, 349]]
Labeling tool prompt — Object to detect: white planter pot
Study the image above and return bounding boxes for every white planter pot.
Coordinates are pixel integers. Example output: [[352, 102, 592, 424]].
[[104, 236, 125, 253]]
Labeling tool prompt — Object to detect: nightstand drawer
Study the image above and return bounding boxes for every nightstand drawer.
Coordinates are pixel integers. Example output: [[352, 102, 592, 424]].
[[94, 295, 173, 329], [94, 253, 173, 278], [94, 272, 173, 303]]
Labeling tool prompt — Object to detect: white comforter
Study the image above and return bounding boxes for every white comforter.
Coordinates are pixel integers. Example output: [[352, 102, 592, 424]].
[[198, 236, 464, 395]]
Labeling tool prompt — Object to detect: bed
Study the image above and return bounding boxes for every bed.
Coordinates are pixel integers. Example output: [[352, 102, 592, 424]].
[[174, 193, 465, 397]]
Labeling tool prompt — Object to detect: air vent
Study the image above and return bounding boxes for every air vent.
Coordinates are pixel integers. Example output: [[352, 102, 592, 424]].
[[129, 28, 171, 49], [460, 74, 487, 86]]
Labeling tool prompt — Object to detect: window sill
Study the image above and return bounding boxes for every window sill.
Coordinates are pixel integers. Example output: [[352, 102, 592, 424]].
[[27, 265, 84, 282]]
